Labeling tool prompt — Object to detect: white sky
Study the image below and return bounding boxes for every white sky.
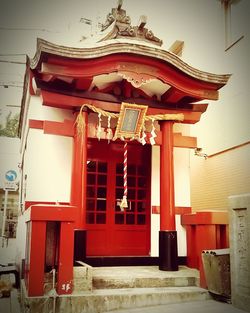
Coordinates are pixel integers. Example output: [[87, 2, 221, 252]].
[[0, 0, 190, 55]]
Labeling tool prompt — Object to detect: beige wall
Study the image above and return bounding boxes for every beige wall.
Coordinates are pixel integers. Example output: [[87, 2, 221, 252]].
[[189, 0, 249, 212], [190, 144, 250, 211]]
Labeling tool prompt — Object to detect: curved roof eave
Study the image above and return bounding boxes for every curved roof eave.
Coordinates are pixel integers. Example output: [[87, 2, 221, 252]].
[[29, 38, 231, 86]]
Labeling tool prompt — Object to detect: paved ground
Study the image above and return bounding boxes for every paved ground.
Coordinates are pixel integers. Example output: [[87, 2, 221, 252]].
[[1, 294, 247, 313], [103, 300, 247, 313]]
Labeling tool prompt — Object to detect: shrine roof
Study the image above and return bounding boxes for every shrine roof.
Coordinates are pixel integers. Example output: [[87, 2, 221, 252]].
[[19, 1, 231, 136], [29, 37, 230, 87]]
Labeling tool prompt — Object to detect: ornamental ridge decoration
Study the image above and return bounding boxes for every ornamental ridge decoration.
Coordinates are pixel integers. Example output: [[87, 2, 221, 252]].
[[100, 0, 163, 46]]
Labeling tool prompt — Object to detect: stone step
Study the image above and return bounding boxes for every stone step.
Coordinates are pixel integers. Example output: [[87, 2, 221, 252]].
[[92, 265, 199, 289], [93, 275, 197, 289], [23, 266, 205, 312], [55, 286, 210, 313]]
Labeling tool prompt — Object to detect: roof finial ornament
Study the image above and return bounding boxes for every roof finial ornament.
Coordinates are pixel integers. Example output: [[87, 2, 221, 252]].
[[117, 0, 123, 11], [100, 2, 162, 46], [138, 15, 147, 30]]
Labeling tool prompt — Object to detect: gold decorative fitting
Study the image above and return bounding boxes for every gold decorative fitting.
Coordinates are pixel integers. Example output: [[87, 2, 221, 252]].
[[114, 103, 148, 140]]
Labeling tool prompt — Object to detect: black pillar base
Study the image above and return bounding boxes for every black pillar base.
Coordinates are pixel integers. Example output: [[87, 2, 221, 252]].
[[73, 230, 87, 265], [159, 230, 178, 271]]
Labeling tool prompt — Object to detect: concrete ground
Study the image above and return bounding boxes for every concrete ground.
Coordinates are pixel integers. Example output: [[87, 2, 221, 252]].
[[0, 288, 248, 313], [103, 300, 247, 313]]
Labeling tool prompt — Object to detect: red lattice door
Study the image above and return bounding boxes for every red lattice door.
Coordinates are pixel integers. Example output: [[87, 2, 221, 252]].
[[86, 140, 151, 256]]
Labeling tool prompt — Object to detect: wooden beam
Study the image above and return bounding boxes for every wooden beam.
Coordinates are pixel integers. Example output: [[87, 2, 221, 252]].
[[41, 90, 202, 124], [173, 133, 197, 148], [87, 124, 197, 148], [29, 119, 74, 137], [75, 78, 93, 90], [161, 87, 185, 103], [146, 131, 197, 148], [168, 40, 184, 57], [138, 15, 147, 29], [36, 78, 208, 112]]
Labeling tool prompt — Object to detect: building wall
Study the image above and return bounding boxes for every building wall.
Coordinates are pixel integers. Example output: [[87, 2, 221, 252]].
[[20, 95, 74, 206], [23, 129, 73, 203], [191, 144, 250, 211], [189, 0, 250, 211]]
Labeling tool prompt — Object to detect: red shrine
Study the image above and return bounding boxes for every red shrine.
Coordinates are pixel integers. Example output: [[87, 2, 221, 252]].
[[18, 1, 230, 297]]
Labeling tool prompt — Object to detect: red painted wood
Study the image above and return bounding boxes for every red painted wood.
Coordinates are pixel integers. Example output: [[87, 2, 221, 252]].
[[160, 121, 176, 231], [41, 89, 84, 109], [75, 78, 93, 90], [29, 119, 44, 129], [181, 211, 229, 288], [185, 225, 198, 268], [181, 211, 229, 225], [29, 119, 74, 136], [123, 80, 132, 98], [26, 221, 46, 296], [151, 206, 192, 215], [43, 54, 221, 99], [161, 87, 185, 103], [70, 111, 88, 229], [86, 140, 151, 256], [27, 205, 77, 222], [29, 71, 35, 95], [24, 200, 69, 210], [28, 117, 196, 148], [43, 119, 74, 137], [25, 205, 77, 296], [40, 90, 202, 124], [57, 222, 74, 295]]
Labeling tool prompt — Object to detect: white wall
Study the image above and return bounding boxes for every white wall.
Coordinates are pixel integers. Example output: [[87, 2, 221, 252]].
[[19, 94, 75, 205], [189, 0, 249, 155], [0, 238, 17, 265], [189, 0, 250, 211], [150, 145, 188, 257], [151, 146, 160, 256], [24, 129, 73, 203], [28, 95, 74, 122], [20, 94, 74, 155], [14, 213, 26, 268]]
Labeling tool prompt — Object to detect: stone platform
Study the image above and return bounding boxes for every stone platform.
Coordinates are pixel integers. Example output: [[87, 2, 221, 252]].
[[20, 266, 211, 313]]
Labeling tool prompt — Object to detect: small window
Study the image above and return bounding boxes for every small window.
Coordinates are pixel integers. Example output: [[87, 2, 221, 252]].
[[222, 0, 245, 50]]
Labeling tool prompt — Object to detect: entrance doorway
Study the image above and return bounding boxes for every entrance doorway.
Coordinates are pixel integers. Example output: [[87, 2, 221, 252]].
[[86, 140, 151, 256]]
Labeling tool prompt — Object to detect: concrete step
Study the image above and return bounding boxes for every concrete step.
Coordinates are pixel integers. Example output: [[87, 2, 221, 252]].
[[22, 266, 207, 313], [92, 265, 199, 289], [93, 275, 197, 289], [56, 286, 210, 313]]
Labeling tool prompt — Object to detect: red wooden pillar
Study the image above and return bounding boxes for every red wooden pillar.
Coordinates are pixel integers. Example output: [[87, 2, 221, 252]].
[[26, 221, 46, 296], [159, 121, 178, 271], [57, 222, 74, 295], [70, 110, 88, 263]]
